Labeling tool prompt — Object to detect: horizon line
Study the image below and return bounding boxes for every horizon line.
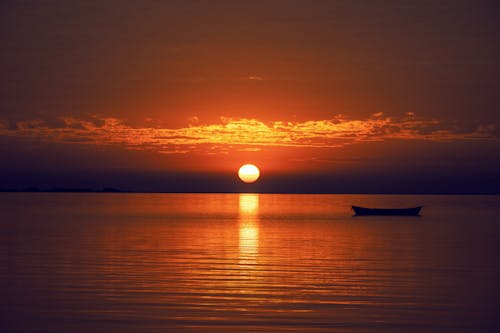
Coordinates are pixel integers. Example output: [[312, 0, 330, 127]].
[[1, 188, 499, 195]]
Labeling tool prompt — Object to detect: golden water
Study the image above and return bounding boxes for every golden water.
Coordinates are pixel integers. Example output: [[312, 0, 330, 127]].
[[1, 194, 499, 332]]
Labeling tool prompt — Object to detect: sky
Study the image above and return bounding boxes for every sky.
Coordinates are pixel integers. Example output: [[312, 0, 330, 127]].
[[1, 0, 499, 193]]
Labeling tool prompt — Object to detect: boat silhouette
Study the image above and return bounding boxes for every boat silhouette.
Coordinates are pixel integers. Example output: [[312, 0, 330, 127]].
[[352, 205, 422, 216]]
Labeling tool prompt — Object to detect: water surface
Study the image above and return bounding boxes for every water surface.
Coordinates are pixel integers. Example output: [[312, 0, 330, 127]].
[[1, 194, 499, 332]]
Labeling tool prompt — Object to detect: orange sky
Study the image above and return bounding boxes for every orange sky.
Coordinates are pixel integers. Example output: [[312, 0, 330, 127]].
[[0, 1, 499, 192]]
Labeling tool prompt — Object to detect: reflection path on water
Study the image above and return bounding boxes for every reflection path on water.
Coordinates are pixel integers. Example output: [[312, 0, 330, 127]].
[[238, 194, 259, 263]]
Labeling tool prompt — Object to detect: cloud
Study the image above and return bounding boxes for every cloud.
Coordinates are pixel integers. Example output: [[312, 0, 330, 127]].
[[187, 116, 199, 126], [245, 76, 264, 81], [0, 120, 8, 130], [0, 114, 497, 154]]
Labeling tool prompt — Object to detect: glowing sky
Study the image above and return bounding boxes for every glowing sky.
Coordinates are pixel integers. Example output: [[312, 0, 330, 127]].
[[1, 1, 499, 192]]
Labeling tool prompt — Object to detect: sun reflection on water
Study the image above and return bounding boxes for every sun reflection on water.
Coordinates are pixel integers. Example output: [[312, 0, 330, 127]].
[[238, 194, 259, 261]]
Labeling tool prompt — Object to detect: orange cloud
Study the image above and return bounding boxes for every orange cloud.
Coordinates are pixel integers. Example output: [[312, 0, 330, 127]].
[[246, 76, 264, 81], [0, 115, 497, 154]]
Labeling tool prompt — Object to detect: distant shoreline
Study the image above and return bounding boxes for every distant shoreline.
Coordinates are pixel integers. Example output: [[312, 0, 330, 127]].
[[0, 187, 122, 193], [0, 188, 498, 195]]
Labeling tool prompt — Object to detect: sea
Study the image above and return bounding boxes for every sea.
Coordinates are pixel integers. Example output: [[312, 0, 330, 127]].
[[1, 193, 499, 333]]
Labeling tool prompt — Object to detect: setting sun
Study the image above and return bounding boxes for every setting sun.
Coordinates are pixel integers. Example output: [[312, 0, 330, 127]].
[[238, 164, 260, 183]]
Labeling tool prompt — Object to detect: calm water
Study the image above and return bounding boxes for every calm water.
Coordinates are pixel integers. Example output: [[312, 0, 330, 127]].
[[1, 194, 499, 332]]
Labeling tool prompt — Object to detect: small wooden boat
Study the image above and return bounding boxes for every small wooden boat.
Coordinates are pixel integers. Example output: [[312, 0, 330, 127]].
[[352, 205, 422, 216]]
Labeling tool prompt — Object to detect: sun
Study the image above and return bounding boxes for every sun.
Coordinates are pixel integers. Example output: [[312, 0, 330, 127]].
[[238, 164, 260, 183]]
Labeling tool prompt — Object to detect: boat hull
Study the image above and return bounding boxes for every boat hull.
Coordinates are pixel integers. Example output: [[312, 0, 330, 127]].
[[352, 206, 422, 216]]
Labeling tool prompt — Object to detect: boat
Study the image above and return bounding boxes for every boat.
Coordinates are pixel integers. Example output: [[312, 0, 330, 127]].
[[352, 205, 422, 216]]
